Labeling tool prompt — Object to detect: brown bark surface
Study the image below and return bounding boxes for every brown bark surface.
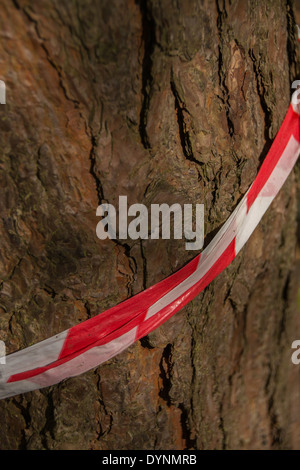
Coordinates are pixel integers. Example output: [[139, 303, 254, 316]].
[[0, 0, 300, 450]]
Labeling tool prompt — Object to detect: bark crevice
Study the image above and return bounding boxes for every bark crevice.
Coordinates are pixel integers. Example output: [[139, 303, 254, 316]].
[[137, 0, 156, 149]]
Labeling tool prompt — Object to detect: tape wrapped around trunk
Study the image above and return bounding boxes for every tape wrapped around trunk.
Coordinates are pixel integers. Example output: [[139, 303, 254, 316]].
[[0, 69, 300, 401]]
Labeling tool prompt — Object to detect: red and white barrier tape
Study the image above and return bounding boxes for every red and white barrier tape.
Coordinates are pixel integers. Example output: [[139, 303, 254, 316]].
[[1, 39, 300, 400]]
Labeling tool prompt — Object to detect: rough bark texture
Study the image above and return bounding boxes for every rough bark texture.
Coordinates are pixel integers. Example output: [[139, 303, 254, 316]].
[[0, 0, 300, 450]]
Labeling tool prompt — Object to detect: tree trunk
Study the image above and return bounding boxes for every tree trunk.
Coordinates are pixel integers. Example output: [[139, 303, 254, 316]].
[[0, 0, 299, 450]]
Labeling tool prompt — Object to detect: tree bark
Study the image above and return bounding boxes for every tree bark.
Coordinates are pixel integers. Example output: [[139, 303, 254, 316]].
[[0, 0, 299, 450]]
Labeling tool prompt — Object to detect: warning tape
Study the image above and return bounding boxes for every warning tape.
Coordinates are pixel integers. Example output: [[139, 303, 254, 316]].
[[1, 34, 300, 400]]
